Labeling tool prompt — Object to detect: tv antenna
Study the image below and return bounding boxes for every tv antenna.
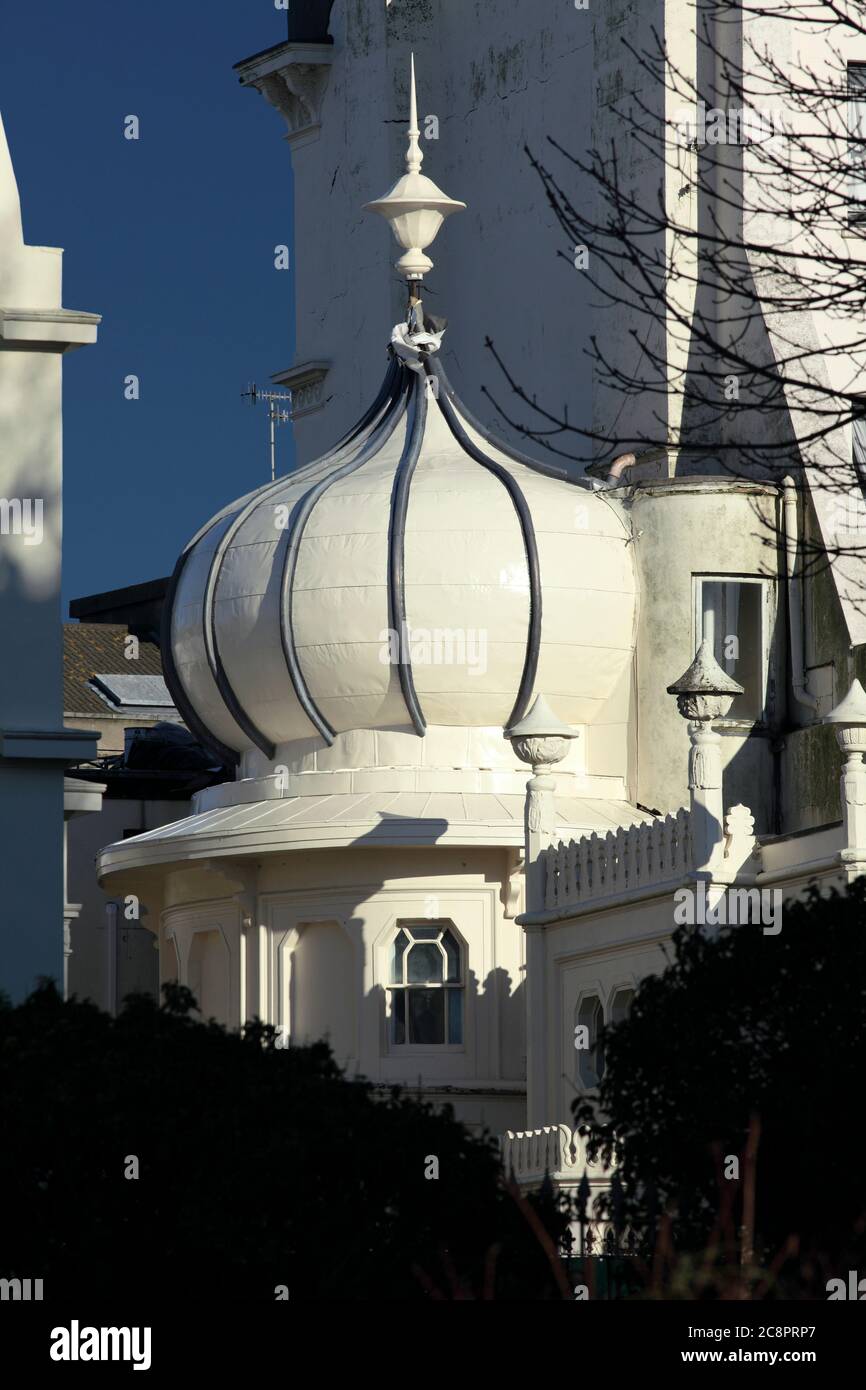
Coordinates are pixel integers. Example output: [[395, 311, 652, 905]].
[[241, 383, 293, 481]]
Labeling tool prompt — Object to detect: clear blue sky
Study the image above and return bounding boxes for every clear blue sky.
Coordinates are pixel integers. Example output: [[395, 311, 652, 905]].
[[0, 1, 296, 611]]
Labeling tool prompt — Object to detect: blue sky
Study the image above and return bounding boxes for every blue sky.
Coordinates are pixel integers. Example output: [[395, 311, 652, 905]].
[[0, 1, 296, 610]]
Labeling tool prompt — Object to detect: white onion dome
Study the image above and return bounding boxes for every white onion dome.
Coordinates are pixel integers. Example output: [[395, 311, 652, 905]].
[[161, 56, 636, 769], [162, 343, 637, 767]]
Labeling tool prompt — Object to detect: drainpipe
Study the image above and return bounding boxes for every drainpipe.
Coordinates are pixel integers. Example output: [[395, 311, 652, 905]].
[[603, 452, 636, 488], [105, 901, 119, 1016], [782, 476, 819, 715]]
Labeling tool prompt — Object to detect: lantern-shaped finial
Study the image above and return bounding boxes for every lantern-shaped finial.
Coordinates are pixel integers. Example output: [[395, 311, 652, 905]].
[[364, 54, 466, 284]]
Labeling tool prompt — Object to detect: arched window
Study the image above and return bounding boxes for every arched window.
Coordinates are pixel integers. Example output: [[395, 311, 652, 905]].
[[576, 994, 605, 1088], [389, 924, 463, 1046], [610, 987, 635, 1027]]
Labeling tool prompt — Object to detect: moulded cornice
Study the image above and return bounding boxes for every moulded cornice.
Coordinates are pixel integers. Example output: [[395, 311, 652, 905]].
[[0, 306, 101, 351], [235, 42, 334, 149]]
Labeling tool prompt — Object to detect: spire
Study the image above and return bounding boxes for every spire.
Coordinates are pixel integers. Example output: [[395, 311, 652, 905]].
[[364, 54, 466, 285], [0, 112, 24, 254], [406, 52, 422, 176]]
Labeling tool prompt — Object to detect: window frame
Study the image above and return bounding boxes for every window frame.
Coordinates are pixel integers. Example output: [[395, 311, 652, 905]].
[[693, 574, 773, 726], [386, 919, 466, 1054], [853, 401, 866, 486], [848, 63, 866, 225], [575, 993, 606, 1090]]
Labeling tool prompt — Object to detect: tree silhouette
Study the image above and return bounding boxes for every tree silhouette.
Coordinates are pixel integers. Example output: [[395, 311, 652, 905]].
[[0, 982, 569, 1301], [575, 879, 866, 1298], [484, 0, 866, 600]]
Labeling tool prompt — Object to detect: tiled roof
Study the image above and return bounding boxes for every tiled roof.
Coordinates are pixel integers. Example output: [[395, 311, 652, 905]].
[[64, 623, 164, 716]]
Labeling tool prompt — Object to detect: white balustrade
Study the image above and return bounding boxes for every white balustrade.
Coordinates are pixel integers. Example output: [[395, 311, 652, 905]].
[[499, 1124, 608, 1183], [540, 811, 695, 911]]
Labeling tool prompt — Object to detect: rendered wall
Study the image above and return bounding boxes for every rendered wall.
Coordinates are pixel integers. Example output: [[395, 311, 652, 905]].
[[626, 479, 783, 831], [285, 0, 595, 475], [156, 843, 527, 1133]]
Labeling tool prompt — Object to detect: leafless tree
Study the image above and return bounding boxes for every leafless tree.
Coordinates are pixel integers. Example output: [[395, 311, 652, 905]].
[[484, 0, 866, 591]]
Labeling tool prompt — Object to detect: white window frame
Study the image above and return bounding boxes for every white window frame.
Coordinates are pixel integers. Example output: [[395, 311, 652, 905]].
[[848, 63, 866, 224], [386, 920, 466, 1055], [575, 992, 605, 1090], [693, 574, 773, 724]]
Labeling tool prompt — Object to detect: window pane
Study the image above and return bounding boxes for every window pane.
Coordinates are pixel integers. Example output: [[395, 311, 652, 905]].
[[854, 410, 866, 486], [409, 926, 440, 940], [610, 988, 634, 1026], [594, 999, 606, 1082], [407, 943, 443, 983], [391, 930, 408, 984], [447, 988, 463, 1043], [408, 989, 444, 1044], [849, 64, 866, 220], [700, 580, 762, 719], [577, 995, 602, 1089], [442, 930, 460, 982], [392, 991, 406, 1044]]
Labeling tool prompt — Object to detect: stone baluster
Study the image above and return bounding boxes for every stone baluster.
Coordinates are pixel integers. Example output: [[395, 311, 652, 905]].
[[589, 832, 601, 895], [638, 823, 651, 881], [566, 840, 578, 904], [675, 807, 690, 872], [544, 848, 556, 908], [614, 827, 627, 892], [626, 824, 639, 889], [649, 818, 662, 878], [578, 837, 591, 901]]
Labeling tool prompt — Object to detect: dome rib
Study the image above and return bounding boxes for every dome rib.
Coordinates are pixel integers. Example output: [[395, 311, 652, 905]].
[[202, 356, 409, 760], [387, 370, 429, 736], [278, 362, 412, 744], [430, 356, 596, 487], [164, 356, 406, 764], [161, 525, 242, 768], [164, 342, 639, 759], [424, 357, 542, 729]]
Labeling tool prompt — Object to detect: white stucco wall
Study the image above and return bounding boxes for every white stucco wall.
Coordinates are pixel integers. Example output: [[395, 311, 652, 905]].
[[152, 844, 527, 1132], [284, 0, 595, 475]]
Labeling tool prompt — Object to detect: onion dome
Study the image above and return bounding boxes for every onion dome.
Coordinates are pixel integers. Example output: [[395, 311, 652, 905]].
[[161, 61, 637, 768]]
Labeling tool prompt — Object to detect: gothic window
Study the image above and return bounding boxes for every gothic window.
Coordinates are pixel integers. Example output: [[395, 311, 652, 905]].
[[576, 995, 605, 1089], [696, 577, 766, 721], [389, 924, 464, 1046], [610, 987, 635, 1027], [848, 64, 866, 223], [853, 402, 866, 485]]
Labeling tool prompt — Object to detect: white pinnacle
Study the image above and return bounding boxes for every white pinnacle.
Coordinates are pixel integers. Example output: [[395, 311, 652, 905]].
[[0, 112, 24, 255], [407, 53, 423, 175], [364, 54, 466, 283]]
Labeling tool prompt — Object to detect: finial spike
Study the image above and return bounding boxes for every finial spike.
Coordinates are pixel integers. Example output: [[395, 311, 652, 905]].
[[406, 53, 423, 175], [0, 112, 24, 251], [363, 55, 466, 284]]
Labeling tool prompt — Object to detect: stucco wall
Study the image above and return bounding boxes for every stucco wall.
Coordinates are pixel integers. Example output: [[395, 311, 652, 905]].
[[288, 0, 595, 474], [154, 843, 527, 1132], [626, 477, 783, 830]]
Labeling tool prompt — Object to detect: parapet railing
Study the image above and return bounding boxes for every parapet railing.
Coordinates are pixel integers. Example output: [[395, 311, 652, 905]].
[[539, 810, 693, 912], [499, 1124, 608, 1185]]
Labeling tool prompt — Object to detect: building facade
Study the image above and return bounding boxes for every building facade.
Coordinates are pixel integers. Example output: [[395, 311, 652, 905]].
[[88, 2, 866, 1149]]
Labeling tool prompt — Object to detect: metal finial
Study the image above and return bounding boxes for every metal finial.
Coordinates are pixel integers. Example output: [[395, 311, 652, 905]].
[[364, 54, 466, 284], [407, 52, 423, 176]]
